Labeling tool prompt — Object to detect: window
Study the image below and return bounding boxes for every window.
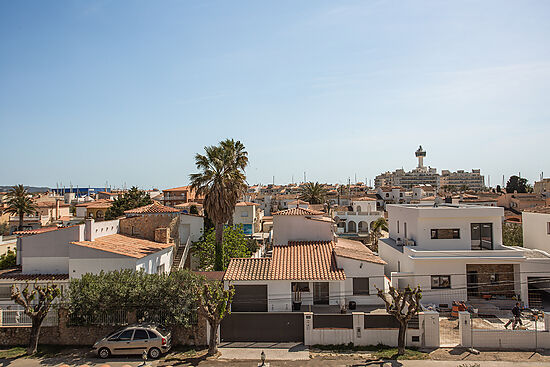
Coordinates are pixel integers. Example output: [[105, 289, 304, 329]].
[[117, 329, 134, 341], [133, 329, 149, 340], [108, 331, 122, 341], [547, 222, 550, 235], [471, 223, 493, 250], [147, 330, 158, 339], [353, 278, 369, 295], [292, 282, 310, 292], [431, 275, 451, 289], [431, 229, 460, 239], [404, 222, 407, 238], [386, 193, 389, 198], [0, 286, 11, 300], [397, 220, 400, 233], [240, 211, 248, 217]]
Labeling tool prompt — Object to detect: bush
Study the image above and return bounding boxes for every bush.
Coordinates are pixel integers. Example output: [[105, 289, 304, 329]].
[[0, 249, 16, 270], [68, 269, 202, 326]]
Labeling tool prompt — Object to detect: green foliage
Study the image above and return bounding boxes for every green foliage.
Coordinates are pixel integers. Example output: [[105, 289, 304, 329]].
[[5, 185, 37, 231], [198, 281, 235, 355], [193, 225, 252, 270], [299, 182, 327, 204], [105, 186, 152, 219], [506, 175, 530, 193], [189, 205, 199, 215], [0, 249, 16, 269], [68, 269, 201, 327], [503, 222, 523, 247]]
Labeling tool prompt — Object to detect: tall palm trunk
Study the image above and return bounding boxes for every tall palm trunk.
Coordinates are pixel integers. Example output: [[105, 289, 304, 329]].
[[214, 222, 224, 271], [18, 209, 24, 231]]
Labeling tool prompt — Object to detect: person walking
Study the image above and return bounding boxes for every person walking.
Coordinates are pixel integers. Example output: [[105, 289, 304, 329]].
[[505, 302, 523, 329]]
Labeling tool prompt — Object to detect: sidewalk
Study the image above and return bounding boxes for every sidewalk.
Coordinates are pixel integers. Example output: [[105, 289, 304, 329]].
[[218, 341, 309, 360]]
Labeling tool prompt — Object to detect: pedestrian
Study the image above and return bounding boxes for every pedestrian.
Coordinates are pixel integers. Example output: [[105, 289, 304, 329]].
[[504, 302, 523, 329]]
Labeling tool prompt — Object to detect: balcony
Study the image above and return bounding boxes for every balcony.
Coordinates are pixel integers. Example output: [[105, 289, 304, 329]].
[[335, 211, 383, 216], [161, 195, 187, 201]]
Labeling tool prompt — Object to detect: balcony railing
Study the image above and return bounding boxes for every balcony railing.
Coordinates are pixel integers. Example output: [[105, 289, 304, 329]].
[[335, 211, 383, 216], [161, 195, 187, 201]]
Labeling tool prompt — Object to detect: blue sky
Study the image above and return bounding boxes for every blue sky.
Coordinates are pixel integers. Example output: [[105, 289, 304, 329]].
[[1, 0, 549, 189]]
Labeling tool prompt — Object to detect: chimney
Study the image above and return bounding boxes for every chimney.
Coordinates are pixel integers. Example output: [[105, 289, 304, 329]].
[[154, 227, 170, 244], [84, 218, 95, 241]]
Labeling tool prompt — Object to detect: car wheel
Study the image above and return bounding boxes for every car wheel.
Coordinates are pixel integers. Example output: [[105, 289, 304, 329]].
[[98, 347, 111, 359], [148, 347, 161, 359]]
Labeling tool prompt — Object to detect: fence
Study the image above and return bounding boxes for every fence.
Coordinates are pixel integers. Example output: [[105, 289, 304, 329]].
[[68, 309, 128, 326], [459, 311, 550, 350], [304, 311, 439, 348], [0, 309, 58, 327]]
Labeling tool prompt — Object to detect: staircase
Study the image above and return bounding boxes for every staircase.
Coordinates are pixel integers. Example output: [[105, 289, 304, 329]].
[[171, 245, 187, 270]]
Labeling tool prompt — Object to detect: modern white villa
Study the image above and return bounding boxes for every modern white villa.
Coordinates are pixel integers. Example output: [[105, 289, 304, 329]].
[[333, 197, 383, 235], [224, 206, 388, 312], [378, 203, 550, 307]]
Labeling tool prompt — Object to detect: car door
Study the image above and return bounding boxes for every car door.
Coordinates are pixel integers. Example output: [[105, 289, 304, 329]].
[[112, 328, 135, 355], [131, 328, 150, 355]]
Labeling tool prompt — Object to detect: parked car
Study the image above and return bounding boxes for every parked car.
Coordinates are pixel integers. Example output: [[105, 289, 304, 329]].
[[92, 324, 171, 359]]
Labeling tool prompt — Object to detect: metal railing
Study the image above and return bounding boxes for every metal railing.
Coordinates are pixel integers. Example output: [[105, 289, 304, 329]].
[[179, 235, 192, 270], [0, 309, 58, 327]]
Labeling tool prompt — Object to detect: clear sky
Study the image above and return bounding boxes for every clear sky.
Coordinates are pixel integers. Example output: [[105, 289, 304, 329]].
[[1, 0, 549, 189]]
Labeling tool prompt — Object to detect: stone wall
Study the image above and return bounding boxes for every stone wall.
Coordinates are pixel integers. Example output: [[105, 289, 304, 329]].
[[466, 264, 515, 297], [119, 215, 177, 242], [0, 308, 207, 347]]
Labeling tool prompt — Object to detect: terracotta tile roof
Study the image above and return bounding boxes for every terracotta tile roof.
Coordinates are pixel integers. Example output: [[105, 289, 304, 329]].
[[272, 207, 324, 216], [72, 234, 172, 258], [288, 200, 309, 205], [14, 227, 60, 235], [224, 241, 346, 281], [224, 258, 271, 281], [163, 186, 192, 192], [81, 199, 113, 209], [524, 206, 550, 214], [194, 271, 226, 281], [353, 197, 376, 201], [333, 238, 386, 265], [271, 241, 345, 281], [235, 202, 260, 207], [0, 267, 69, 281], [124, 202, 180, 215], [35, 201, 70, 208]]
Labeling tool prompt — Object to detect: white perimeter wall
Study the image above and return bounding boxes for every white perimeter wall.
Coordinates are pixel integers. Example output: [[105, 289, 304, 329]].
[[136, 247, 173, 274]]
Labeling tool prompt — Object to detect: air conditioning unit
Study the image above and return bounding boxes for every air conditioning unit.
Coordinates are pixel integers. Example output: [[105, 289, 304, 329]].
[[405, 239, 416, 246]]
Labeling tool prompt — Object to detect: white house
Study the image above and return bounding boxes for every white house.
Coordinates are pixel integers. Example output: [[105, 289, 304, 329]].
[[378, 203, 550, 308], [224, 206, 387, 312], [522, 206, 550, 253], [233, 202, 263, 235], [333, 197, 383, 234]]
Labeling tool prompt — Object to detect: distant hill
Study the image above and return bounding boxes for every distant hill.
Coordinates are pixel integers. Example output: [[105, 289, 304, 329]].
[[0, 186, 50, 193]]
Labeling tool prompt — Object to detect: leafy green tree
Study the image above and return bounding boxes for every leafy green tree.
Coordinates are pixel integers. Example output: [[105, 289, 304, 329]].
[[503, 223, 523, 247], [193, 225, 252, 270], [190, 139, 249, 271], [376, 285, 422, 356], [299, 182, 327, 204], [5, 185, 36, 231], [0, 249, 16, 269], [68, 269, 200, 327], [189, 205, 199, 215], [0, 222, 9, 236], [198, 280, 234, 356], [105, 186, 152, 219], [369, 217, 388, 252], [11, 282, 61, 354], [506, 175, 529, 193]]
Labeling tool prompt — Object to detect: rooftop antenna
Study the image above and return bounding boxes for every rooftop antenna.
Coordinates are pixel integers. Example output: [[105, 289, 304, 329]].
[[272, 176, 275, 186], [304, 172, 306, 183], [354, 173, 357, 184]]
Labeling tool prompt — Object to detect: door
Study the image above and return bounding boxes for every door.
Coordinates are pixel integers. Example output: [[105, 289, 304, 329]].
[[471, 223, 493, 250], [221, 312, 304, 342], [313, 282, 329, 305], [467, 271, 479, 297], [111, 329, 135, 355], [232, 285, 268, 312], [131, 328, 150, 355]]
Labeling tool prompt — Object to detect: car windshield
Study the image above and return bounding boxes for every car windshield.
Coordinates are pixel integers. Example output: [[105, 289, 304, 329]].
[[106, 328, 125, 338]]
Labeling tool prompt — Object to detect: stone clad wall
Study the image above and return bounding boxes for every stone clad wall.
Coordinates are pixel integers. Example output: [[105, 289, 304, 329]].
[[119, 215, 177, 242], [466, 264, 515, 297], [0, 308, 206, 347]]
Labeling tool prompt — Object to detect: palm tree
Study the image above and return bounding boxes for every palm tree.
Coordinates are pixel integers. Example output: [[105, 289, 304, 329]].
[[190, 139, 248, 271], [369, 217, 388, 252], [299, 182, 327, 205], [5, 185, 36, 232]]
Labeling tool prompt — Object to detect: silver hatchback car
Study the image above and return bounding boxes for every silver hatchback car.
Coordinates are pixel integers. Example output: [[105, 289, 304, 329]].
[[92, 324, 172, 359]]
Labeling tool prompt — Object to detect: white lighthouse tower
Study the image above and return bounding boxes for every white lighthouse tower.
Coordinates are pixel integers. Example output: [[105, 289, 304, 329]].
[[415, 145, 426, 169]]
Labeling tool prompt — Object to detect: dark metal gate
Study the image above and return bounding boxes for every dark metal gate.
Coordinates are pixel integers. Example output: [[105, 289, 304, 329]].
[[220, 312, 304, 342]]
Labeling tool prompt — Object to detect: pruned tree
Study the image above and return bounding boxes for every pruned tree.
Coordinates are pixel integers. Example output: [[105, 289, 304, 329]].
[[375, 285, 422, 355], [11, 282, 61, 354], [369, 217, 388, 252], [198, 281, 234, 356]]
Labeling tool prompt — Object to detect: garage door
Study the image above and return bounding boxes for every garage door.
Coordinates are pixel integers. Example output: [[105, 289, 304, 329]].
[[221, 312, 304, 342], [231, 285, 268, 312]]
